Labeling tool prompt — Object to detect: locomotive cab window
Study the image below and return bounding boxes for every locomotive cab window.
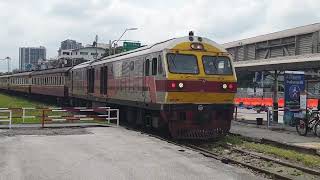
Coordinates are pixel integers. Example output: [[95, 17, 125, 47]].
[[202, 56, 233, 75], [152, 58, 157, 75], [167, 53, 199, 74]]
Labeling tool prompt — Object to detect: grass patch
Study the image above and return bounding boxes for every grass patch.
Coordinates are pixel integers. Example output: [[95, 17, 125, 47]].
[[0, 93, 50, 108], [0, 92, 56, 124], [241, 142, 320, 169], [202, 135, 244, 151]]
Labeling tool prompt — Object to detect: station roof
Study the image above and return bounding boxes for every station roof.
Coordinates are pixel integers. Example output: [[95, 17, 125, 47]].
[[234, 53, 320, 72], [223, 23, 320, 48]]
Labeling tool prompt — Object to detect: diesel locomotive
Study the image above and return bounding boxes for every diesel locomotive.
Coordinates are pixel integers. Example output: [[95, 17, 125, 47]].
[[0, 33, 237, 139]]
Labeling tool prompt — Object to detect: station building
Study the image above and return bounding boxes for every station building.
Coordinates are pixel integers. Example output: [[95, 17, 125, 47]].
[[223, 23, 320, 99]]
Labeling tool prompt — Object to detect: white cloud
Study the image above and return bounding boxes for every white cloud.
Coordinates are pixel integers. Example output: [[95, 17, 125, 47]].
[[0, 0, 319, 72]]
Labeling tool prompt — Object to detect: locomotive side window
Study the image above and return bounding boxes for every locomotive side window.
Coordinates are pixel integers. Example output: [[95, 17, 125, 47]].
[[152, 58, 157, 75], [129, 61, 134, 71], [158, 55, 163, 74], [145, 59, 150, 76]]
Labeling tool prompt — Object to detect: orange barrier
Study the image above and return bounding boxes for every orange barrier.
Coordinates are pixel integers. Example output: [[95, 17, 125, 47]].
[[235, 98, 318, 108]]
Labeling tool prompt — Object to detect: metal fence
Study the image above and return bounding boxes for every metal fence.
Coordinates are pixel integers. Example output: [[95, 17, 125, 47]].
[[0, 107, 119, 128], [0, 109, 12, 128]]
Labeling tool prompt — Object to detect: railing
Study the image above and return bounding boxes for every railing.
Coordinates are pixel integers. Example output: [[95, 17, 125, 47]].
[[0, 107, 120, 128], [0, 109, 12, 128], [40, 107, 119, 128]]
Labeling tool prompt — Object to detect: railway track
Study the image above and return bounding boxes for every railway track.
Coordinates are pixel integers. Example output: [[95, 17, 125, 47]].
[[186, 144, 320, 180], [141, 131, 320, 180]]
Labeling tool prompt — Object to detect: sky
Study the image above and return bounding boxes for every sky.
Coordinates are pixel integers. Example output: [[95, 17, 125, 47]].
[[0, 0, 320, 72]]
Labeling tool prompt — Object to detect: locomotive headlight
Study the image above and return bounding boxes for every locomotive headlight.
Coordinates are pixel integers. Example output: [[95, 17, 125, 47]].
[[178, 82, 184, 89], [190, 43, 204, 50], [222, 83, 227, 89]]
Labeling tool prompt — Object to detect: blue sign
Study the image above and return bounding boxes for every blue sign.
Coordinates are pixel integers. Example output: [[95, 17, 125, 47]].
[[284, 71, 305, 125]]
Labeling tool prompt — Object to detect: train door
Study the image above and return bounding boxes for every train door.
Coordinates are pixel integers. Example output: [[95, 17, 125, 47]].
[[87, 67, 95, 94], [143, 56, 151, 103], [71, 71, 74, 94], [100, 65, 108, 96]]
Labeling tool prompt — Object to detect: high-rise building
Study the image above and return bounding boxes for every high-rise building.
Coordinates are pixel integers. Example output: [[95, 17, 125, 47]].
[[58, 39, 83, 55], [19, 46, 46, 71]]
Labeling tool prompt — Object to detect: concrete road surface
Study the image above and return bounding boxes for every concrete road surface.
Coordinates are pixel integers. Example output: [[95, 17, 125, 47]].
[[0, 127, 263, 180]]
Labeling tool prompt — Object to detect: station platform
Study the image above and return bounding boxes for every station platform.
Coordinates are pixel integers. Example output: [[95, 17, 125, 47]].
[[0, 126, 261, 180], [231, 116, 320, 155]]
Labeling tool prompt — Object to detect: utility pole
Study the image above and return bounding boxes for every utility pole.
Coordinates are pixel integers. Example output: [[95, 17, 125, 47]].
[[111, 28, 138, 55]]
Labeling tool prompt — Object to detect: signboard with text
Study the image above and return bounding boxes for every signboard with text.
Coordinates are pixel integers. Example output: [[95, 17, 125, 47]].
[[123, 42, 141, 52], [283, 71, 305, 125]]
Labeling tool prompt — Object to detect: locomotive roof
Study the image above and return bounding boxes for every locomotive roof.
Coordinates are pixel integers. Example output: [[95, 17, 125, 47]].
[[71, 36, 226, 70]]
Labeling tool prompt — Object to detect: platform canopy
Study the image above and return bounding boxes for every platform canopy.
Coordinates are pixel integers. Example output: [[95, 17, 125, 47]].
[[234, 53, 320, 72]]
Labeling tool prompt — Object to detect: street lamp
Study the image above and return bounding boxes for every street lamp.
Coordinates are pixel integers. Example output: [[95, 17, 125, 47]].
[[110, 28, 138, 55], [0, 57, 10, 73]]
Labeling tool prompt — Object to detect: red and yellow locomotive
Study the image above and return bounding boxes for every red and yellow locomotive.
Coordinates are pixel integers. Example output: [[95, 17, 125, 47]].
[[71, 34, 237, 139], [0, 33, 237, 139]]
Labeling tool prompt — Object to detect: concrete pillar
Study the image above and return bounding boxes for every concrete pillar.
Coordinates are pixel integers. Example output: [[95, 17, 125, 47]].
[[273, 70, 278, 123]]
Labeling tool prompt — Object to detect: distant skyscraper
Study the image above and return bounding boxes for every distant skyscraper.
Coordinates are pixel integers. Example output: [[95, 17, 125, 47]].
[[58, 39, 83, 55], [19, 46, 46, 71]]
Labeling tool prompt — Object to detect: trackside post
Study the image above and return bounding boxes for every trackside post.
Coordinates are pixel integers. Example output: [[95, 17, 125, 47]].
[[42, 109, 45, 128]]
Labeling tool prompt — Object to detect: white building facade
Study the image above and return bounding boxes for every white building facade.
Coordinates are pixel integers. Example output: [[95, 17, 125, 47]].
[[58, 47, 106, 61]]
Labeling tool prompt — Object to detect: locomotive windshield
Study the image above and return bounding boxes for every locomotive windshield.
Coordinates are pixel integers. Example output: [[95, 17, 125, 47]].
[[202, 56, 233, 75], [167, 53, 199, 74]]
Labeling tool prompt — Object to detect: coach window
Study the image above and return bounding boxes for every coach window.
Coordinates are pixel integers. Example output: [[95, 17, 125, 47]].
[[145, 59, 150, 76], [129, 61, 134, 71], [152, 58, 157, 75]]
